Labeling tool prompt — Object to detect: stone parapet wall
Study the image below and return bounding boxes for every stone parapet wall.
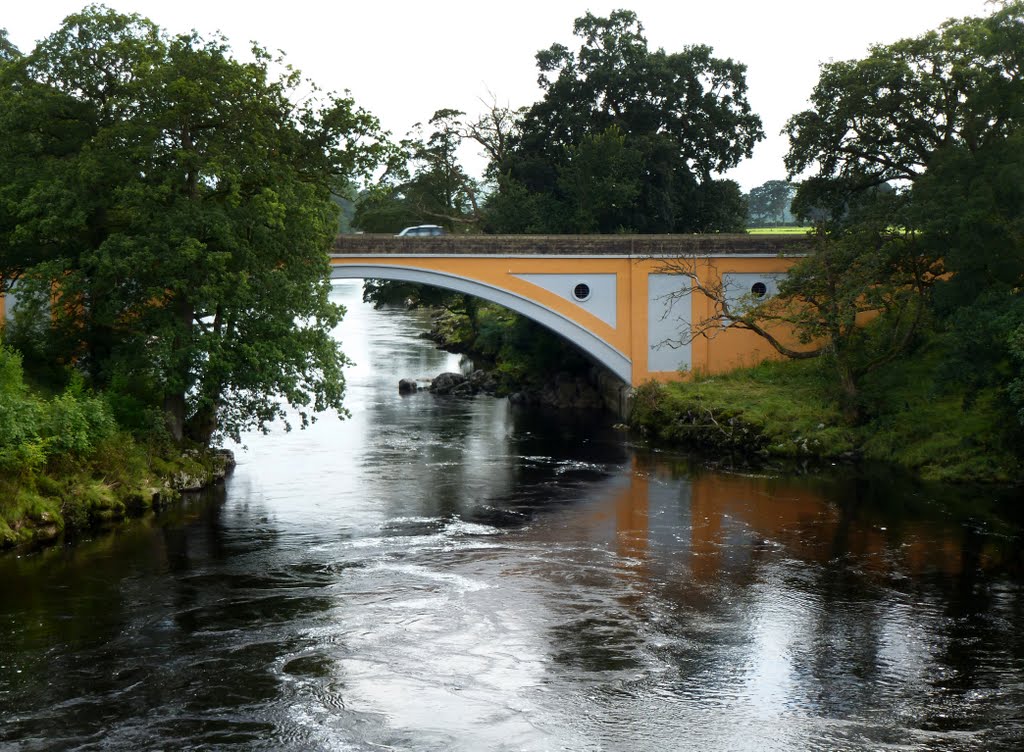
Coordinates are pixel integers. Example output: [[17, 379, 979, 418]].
[[332, 233, 811, 257]]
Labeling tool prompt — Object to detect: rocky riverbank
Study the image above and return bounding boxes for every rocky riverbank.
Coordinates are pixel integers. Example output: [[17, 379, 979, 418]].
[[1, 447, 236, 550], [414, 302, 636, 413], [400, 367, 619, 411]]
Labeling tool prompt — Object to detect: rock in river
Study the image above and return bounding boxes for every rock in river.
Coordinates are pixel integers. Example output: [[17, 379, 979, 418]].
[[429, 372, 468, 395]]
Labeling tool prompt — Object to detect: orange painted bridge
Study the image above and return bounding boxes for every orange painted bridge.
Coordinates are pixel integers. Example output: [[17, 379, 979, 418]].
[[331, 234, 810, 387]]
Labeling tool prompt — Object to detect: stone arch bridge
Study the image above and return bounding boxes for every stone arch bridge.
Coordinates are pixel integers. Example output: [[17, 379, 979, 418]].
[[331, 234, 809, 388]]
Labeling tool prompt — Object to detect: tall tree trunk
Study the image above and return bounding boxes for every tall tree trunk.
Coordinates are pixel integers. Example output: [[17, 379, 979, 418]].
[[186, 401, 218, 446], [164, 392, 186, 443], [164, 295, 194, 443], [837, 361, 862, 425]]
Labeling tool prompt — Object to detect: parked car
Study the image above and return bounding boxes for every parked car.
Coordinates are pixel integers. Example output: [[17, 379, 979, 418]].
[[396, 224, 445, 237]]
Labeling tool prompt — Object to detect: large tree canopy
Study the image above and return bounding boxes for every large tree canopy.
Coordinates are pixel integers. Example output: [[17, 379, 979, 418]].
[[773, 1, 1024, 418], [0, 5, 389, 444], [785, 0, 1024, 307], [786, 1, 1024, 193], [745, 180, 798, 227], [486, 10, 763, 234]]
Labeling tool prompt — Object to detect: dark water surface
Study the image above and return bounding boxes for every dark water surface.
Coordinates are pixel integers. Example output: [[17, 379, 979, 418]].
[[2, 282, 1023, 751]]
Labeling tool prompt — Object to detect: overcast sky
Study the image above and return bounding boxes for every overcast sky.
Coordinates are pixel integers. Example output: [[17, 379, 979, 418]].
[[6, 0, 994, 190]]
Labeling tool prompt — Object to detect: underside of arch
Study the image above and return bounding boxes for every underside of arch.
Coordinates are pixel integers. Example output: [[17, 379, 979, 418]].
[[331, 264, 632, 384]]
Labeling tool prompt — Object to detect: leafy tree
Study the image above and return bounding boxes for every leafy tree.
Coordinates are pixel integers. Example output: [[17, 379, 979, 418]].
[[763, 1, 1024, 418], [0, 6, 388, 444], [913, 130, 1024, 403], [785, 0, 1023, 237], [915, 131, 1024, 312], [488, 10, 762, 233], [0, 28, 19, 61], [556, 126, 642, 233], [746, 180, 797, 226], [785, 1, 1024, 193], [353, 109, 479, 233]]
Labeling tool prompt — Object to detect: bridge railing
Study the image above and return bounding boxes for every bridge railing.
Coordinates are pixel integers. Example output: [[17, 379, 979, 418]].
[[331, 233, 812, 256]]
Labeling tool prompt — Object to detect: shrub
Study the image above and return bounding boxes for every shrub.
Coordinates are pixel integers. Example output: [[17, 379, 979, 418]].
[[1009, 322, 1024, 429], [0, 346, 44, 474], [41, 381, 117, 457]]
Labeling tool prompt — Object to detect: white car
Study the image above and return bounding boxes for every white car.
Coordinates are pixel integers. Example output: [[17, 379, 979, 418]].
[[396, 225, 445, 237]]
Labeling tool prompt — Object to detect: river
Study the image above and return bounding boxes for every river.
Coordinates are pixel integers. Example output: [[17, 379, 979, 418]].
[[2, 281, 1023, 751]]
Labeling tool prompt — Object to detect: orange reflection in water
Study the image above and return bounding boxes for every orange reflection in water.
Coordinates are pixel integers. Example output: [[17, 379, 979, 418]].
[[598, 456, 1002, 583], [613, 469, 649, 563]]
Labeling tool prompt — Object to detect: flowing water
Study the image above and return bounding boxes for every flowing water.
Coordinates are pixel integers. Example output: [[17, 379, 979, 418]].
[[2, 281, 1023, 751]]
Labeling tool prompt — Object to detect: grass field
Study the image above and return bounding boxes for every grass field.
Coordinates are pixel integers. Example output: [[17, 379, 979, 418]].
[[746, 227, 812, 235]]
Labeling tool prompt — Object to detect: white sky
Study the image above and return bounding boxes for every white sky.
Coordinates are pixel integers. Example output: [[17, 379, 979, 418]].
[[5, 0, 994, 191]]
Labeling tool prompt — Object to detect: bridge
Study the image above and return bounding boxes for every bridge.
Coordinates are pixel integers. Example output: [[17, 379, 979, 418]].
[[0, 233, 809, 389], [331, 233, 810, 387]]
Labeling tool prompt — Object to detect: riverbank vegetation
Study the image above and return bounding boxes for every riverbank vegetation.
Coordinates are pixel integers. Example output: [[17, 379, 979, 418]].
[[631, 345, 1022, 483], [0, 345, 235, 546]]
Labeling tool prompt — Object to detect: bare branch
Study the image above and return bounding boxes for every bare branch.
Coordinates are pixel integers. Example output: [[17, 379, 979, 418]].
[[648, 253, 823, 360]]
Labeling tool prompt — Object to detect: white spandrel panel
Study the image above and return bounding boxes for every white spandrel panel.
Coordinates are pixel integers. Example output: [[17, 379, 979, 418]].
[[647, 274, 692, 373], [512, 273, 617, 328]]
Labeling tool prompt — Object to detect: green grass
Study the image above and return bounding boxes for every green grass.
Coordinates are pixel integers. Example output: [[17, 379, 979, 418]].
[[856, 345, 1021, 482], [631, 349, 1022, 483], [0, 433, 230, 549], [632, 359, 858, 459], [746, 227, 813, 235]]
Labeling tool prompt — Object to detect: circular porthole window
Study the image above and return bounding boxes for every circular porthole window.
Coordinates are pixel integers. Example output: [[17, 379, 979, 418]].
[[572, 282, 591, 302], [750, 281, 768, 298]]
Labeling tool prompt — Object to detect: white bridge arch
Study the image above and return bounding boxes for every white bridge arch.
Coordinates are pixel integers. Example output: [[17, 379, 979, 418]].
[[331, 264, 633, 384]]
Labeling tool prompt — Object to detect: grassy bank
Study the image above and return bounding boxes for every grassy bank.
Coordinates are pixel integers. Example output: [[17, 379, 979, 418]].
[[630, 348, 1023, 484], [0, 435, 234, 549], [0, 345, 234, 549]]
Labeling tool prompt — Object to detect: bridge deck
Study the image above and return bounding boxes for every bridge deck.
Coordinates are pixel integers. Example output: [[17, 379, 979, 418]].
[[331, 233, 811, 257]]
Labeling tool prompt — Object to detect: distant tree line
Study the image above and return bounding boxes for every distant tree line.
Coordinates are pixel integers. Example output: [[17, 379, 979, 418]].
[[355, 10, 762, 235], [743, 180, 799, 227]]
